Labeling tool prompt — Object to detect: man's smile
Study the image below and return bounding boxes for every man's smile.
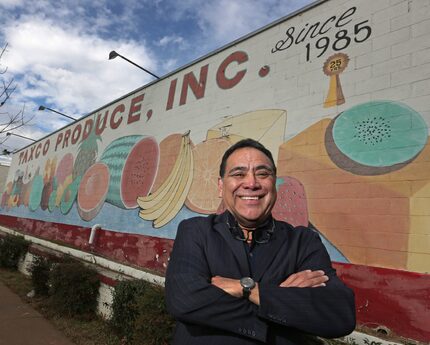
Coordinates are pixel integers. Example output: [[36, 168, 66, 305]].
[[239, 196, 262, 200]]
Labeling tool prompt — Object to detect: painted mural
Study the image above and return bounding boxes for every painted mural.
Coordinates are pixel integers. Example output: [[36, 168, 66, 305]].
[[1, 0, 429, 342]]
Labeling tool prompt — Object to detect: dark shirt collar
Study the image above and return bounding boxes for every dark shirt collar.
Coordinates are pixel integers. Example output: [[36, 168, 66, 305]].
[[225, 211, 275, 245]]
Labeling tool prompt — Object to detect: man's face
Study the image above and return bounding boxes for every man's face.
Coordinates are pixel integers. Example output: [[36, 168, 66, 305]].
[[218, 147, 277, 229]]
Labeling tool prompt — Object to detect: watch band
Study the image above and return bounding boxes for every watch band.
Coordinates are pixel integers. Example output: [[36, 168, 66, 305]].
[[242, 287, 251, 299]]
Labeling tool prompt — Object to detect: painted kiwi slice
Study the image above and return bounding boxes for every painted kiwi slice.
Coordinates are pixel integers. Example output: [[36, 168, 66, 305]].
[[332, 100, 427, 167]]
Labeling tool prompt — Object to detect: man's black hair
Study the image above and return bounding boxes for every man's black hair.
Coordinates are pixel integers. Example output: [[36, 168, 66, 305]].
[[219, 138, 277, 177]]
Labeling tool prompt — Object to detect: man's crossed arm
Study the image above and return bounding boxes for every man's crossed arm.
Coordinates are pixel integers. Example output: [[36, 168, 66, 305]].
[[211, 269, 329, 305]]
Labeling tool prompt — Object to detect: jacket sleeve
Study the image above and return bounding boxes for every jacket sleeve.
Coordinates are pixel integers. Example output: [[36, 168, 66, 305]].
[[165, 217, 268, 342], [258, 229, 356, 338]]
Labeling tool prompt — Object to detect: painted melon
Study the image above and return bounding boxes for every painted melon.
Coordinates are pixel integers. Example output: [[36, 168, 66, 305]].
[[185, 138, 231, 214], [332, 100, 428, 167], [272, 176, 308, 227], [100, 135, 159, 209], [77, 162, 110, 221], [152, 134, 183, 193], [56, 153, 74, 185], [28, 175, 44, 211], [60, 177, 81, 215]]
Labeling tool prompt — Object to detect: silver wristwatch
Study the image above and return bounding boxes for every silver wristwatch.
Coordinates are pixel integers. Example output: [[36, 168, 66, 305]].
[[240, 277, 256, 299]]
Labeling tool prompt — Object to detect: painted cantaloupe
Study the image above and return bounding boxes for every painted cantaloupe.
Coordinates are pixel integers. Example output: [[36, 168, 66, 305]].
[[56, 153, 74, 185], [77, 162, 110, 221]]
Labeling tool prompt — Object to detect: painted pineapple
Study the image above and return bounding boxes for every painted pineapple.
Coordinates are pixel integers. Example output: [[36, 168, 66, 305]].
[[73, 121, 101, 179]]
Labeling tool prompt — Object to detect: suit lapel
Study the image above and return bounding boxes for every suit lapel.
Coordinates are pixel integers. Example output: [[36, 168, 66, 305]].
[[253, 221, 288, 281], [213, 213, 250, 277]]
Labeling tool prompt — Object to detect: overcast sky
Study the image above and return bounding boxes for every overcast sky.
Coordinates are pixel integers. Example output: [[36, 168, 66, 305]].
[[0, 0, 314, 164]]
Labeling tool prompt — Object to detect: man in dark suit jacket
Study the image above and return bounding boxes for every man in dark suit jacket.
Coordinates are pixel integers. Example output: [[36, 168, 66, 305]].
[[165, 138, 355, 344]]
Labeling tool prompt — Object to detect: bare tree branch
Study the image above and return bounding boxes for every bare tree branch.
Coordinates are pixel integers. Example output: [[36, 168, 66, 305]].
[[0, 43, 33, 138], [0, 79, 17, 107], [0, 43, 8, 74]]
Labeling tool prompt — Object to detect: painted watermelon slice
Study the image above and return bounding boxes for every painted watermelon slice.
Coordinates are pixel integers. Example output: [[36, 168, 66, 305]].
[[100, 135, 159, 209], [332, 100, 428, 167], [272, 176, 308, 227], [77, 162, 110, 221]]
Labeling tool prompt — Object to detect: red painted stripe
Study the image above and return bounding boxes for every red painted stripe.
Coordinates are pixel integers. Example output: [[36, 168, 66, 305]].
[[334, 262, 430, 342]]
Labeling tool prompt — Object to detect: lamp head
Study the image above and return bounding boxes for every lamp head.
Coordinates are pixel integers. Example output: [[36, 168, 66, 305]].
[[109, 51, 119, 60], [6, 132, 11, 136], [38, 105, 46, 111]]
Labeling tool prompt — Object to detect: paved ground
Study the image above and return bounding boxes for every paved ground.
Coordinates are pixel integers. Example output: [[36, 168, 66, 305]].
[[0, 281, 75, 345]]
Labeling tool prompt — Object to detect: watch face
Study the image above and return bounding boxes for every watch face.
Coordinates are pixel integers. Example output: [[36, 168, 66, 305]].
[[240, 277, 255, 290]]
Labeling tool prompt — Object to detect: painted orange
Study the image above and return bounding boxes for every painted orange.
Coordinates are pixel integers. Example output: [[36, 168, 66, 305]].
[[185, 138, 231, 214]]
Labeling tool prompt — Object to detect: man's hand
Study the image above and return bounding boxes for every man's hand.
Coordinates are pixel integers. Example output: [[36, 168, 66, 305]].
[[280, 270, 328, 288]]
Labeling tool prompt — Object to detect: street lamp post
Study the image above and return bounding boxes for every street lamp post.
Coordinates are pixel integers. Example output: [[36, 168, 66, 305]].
[[6, 132, 36, 142], [109, 51, 160, 79], [38, 105, 77, 121]]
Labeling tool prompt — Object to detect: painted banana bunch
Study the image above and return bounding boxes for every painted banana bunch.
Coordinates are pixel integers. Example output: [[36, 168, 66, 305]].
[[137, 132, 193, 228]]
